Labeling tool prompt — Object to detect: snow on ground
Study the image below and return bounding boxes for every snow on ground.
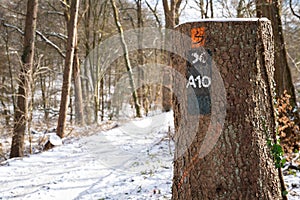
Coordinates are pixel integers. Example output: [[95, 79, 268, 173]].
[[0, 112, 174, 200], [285, 171, 300, 200], [1, 111, 300, 200]]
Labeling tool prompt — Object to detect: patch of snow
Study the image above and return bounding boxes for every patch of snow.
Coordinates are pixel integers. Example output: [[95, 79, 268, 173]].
[[284, 171, 300, 200], [49, 134, 62, 146]]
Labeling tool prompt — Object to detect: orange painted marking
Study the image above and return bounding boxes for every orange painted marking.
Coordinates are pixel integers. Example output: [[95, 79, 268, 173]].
[[191, 27, 205, 48]]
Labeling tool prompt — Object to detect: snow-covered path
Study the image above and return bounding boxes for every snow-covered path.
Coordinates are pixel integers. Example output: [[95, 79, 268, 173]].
[[1, 111, 299, 200], [0, 112, 174, 200]]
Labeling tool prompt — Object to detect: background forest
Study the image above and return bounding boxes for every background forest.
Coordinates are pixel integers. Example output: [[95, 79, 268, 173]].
[[0, 0, 299, 159]]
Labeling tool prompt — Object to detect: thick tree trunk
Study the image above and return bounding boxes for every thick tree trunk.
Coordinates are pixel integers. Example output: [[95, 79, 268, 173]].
[[73, 36, 84, 125], [256, 0, 297, 106], [172, 19, 284, 199], [56, 0, 79, 138], [10, 0, 38, 158]]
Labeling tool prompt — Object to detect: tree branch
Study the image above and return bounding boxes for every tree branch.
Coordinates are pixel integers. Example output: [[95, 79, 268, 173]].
[[1, 20, 24, 34], [290, 0, 300, 19], [46, 11, 65, 16], [1, 19, 65, 58], [145, 0, 162, 28], [45, 32, 67, 41], [36, 31, 66, 58]]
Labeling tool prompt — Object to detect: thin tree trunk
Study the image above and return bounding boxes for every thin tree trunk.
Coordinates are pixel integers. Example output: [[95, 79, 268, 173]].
[[237, 0, 245, 17], [100, 78, 104, 121], [82, 0, 92, 124], [0, 76, 10, 125], [136, 0, 145, 114], [199, 0, 208, 18], [10, 0, 38, 158], [4, 27, 16, 113], [94, 47, 99, 123], [210, 0, 213, 18], [0, 98, 10, 126], [40, 73, 48, 121], [162, 0, 183, 112], [56, 0, 80, 138], [110, 0, 141, 118]]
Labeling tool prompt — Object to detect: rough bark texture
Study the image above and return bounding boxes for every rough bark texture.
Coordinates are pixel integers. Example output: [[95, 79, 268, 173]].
[[10, 0, 38, 158], [172, 19, 283, 199], [56, 0, 79, 138], [256, 0, 297, 106]]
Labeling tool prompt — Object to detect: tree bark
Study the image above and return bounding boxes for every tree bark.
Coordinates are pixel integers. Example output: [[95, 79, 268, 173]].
[[73, 35, 84, 125], [162, 0, 183, 112], [56, 0, 80, 138], [256, 0, 297, 106], [172, 20, 284, 199], [10, 0, 38, 158]]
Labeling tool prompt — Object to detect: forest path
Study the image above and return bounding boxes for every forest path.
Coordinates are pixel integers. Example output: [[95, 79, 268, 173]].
[[0, 112, 174, 200], [0, 111, 299, 199]]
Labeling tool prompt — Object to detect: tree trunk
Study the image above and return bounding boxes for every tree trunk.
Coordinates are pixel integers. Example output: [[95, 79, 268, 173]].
[[171, 19, 284, 199], [162, 0, 183, 112], [40, 73, 49, 121], [256, 0, 297, 106], [73, 35, 84, 125], [56, 0, 80, 138], [4, 27, 17, 114], [10, 0, 38, 158], [237, 0, 245, 17], [110, 0, 141, 118], [136, 0, 145, 113], [82, 0, 92, 125]]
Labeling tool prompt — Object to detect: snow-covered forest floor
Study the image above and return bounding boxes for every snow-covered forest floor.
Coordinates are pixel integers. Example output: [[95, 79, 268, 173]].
[[0, 112, 300, 200], [0, 112, 174, 199]]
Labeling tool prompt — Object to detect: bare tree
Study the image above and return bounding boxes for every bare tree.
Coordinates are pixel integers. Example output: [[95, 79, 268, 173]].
[[256, 0, 297, 106], [56, 0, 80, 138], [110, 0, 141, 118], [10, 0, 38, 158]]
